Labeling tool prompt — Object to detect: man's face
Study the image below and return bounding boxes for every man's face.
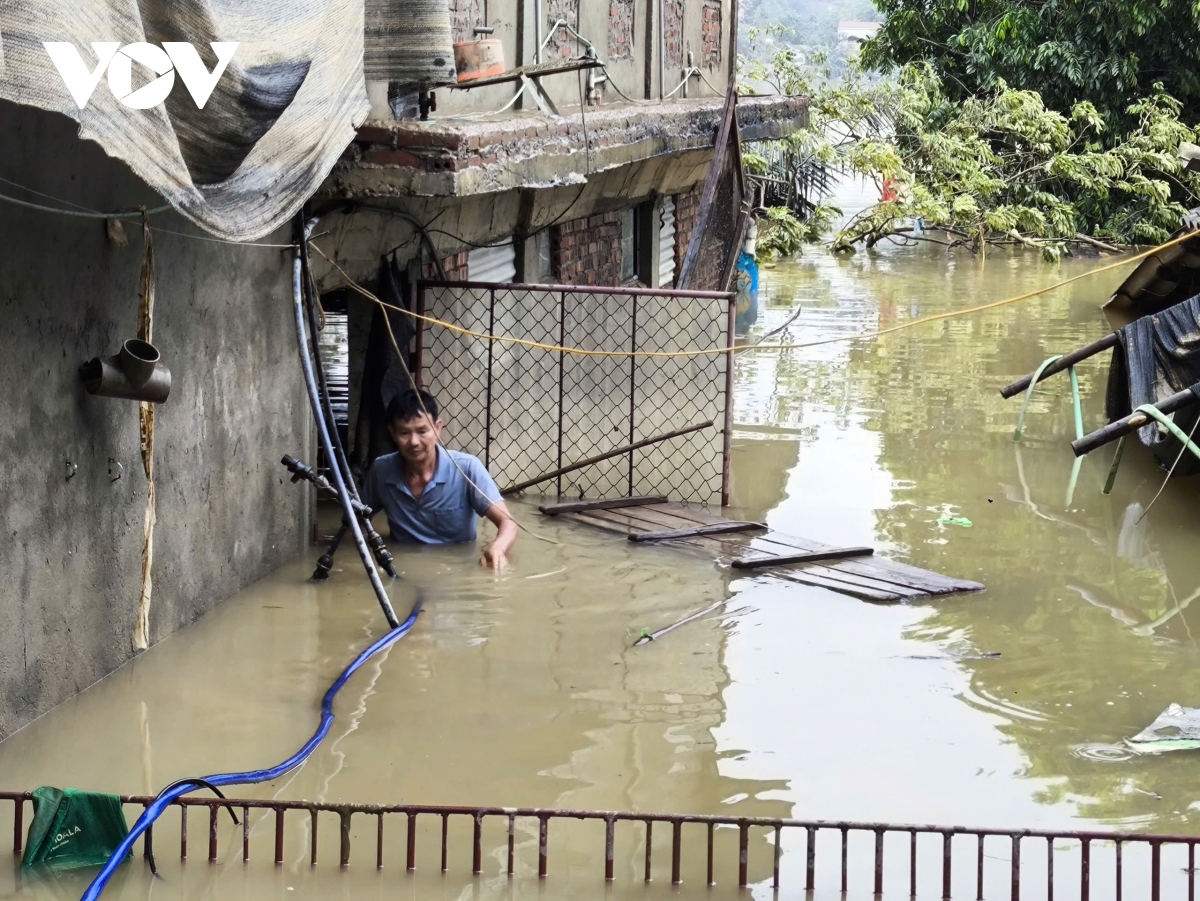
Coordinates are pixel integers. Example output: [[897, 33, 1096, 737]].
[[389, 413, 443, 467]]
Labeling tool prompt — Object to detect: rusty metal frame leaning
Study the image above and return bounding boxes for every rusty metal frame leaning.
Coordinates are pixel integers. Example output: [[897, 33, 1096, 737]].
[[3, 790, 1195, 898]]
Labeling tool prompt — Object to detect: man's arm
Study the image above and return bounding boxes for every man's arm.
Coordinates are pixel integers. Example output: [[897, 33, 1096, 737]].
[[480, 501, 518, 569]]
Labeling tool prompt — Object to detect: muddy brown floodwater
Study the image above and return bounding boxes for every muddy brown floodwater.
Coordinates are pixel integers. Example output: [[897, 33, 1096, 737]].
[[5, 226, 1200, 901]]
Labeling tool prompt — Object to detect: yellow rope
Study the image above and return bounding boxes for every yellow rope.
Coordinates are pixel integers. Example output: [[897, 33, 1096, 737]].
[[309, 231, 1191, 360]]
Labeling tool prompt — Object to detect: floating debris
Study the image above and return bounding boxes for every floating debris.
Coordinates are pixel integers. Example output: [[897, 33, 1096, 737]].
[[1127, 703, 1200, 753]]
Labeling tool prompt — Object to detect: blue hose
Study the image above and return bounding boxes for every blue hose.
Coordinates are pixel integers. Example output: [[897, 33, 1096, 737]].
[[79, 600, 422, 901]]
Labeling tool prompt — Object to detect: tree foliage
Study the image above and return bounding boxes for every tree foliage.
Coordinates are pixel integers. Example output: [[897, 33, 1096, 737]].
[[741, 30, 1200, 257], [861, 0, 1200, 135]]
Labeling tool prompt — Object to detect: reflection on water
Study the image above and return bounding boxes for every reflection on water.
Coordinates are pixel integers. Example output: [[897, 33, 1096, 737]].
[[6, 231, 1200, 898]]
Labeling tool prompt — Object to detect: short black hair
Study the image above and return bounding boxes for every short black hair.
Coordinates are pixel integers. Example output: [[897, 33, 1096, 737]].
[[386, 389, 439, 425]]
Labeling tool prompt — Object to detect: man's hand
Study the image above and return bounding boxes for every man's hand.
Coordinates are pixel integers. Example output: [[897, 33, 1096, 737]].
[[481, 501, 518, 569], [480, 545, 509, 570]]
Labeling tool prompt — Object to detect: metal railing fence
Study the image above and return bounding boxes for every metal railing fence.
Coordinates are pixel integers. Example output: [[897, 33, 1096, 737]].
[[3, 791, 1196, 899], [416, 280, 735, 505]]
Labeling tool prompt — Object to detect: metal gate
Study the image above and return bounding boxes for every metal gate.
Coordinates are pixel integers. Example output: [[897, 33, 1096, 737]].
[[415, 280, 735, 505]]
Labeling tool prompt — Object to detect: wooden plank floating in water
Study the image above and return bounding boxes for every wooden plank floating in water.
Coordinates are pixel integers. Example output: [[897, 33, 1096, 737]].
[[543, 499, 983, 603], [731, 547, 875, 569], [539, 496, 669, 516], [630, 521, 766, 542]]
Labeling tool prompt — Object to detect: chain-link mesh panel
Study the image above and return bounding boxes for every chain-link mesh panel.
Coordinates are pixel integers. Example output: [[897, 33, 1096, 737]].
[[418, 281, 732, 505]]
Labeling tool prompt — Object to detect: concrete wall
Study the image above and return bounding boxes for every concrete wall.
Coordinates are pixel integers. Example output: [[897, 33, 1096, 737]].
[[366, 0, 732, 118], [0, 101, 311, 739]]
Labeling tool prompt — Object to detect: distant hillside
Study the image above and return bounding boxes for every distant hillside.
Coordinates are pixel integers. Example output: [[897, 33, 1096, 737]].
[[740, 0, 881, 52]]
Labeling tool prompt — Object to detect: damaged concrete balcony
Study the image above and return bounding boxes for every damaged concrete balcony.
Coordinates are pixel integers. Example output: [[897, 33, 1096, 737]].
[[326, 95, 809, 199]]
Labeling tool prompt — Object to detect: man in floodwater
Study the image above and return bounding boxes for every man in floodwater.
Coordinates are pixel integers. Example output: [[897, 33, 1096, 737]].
[[361, 389, 518, 569]]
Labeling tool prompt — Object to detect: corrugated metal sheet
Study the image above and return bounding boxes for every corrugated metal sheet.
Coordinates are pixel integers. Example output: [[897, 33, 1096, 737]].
[[469, 241, 517, 284], [658, 198, 676, 288]]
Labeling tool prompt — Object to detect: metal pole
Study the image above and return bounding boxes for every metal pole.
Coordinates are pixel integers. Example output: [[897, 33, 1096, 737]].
[[485, 288, 495, 469], [721, 298, 735, 506], [292, 217, 399, 628], [557, 291, 566, 497], [414, 283, 426, 389], [657, 0, 665, 100], [629, 296, 637, 496]]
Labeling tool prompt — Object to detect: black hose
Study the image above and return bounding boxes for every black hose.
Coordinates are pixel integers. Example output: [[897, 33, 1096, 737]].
[[299, 227, 398, 579], [292, 215, 400, 628]]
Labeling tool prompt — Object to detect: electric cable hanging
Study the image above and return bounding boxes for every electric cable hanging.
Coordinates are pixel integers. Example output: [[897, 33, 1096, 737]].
[[310, 232, 1189, 361]]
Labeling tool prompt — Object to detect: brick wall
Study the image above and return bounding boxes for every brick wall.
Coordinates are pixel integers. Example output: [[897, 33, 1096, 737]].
[[608, 0, 635, 60], [665, 0, 684, 67], [422, 251, 469, 281], [701, 0, 722, 67], [547, 0, 580, 59], [551, 212, 624, 286], [673, 185, 702, 277], [449, 0, 483, 44]]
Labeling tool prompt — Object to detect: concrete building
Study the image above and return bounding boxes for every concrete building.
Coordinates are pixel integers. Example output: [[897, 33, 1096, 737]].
[[0, 0, 806, 738]]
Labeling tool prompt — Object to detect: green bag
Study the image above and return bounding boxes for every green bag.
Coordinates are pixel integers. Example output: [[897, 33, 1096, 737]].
[[21, 786, 131, 871]]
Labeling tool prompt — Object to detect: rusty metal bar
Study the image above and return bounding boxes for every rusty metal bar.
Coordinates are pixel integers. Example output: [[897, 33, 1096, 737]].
[[274, 809, 284, 865], [875, 828, 885, 896], [502, 421, 713, 496], [473, 812, 483, 875], [913, 829, 920, 898], [773, 824, 781, 890], [706, 822, 714, 885], [644, 820, 653, 882], [243, 806, 250, 862], [605, 816, 615, 881], [806, 825, 816, 891], [722, 296, 735, 507], [418, 279, 735, 301], [738, 822, 749, 887], [1000, 332, 1118, 399], [1151, 840, 1161, 901], [845, 827, 852, 894], [507, 813, 515, 876], [484, 288, 495, 469], [309, 809, 318, 866], [376, 813, 384, 869], [440, 813, 449, 872], [13, 796, 22, 855], [1047, 835, 1053, 901], [1082, 838, 1090, 901], [540, 495, 667, 515], [538, 815, 549, 878], [1012, 834, 1021, 901], [339, 811, 351, 868], [977, 834, 984, 900], [406, 812, 416, 871], [671, 819, 682, 884], [143, 802, 153, 863], [181, 804, 188, 860], [629, 520, 764, 542], [208, 803, 219, 862], [1116, 839, 1123, 901], [1190, 841, 1196, 901], [943, 831, 952, 899]]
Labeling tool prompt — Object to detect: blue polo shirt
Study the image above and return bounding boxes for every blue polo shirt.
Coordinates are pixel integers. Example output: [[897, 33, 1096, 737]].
[[360, 448, 500, 544]]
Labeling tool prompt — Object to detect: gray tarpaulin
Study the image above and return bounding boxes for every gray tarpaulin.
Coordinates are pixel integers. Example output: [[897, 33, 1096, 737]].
[[0, 0, 454, 240], [1105, 293, 1200, 474]]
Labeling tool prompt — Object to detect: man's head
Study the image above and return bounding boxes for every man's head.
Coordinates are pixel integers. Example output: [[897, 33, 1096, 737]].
[[386, 390, 443, 467]]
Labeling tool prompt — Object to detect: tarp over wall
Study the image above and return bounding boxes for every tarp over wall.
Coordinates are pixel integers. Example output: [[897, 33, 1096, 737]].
[[0, 0, 454, 240]]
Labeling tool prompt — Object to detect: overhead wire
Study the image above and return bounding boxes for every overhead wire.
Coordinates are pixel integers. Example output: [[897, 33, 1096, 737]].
[[308, 231, 1191, 361]]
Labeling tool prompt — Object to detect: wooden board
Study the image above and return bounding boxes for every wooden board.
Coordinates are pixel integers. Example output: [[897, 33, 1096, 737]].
[[546, 500, 984, 603]]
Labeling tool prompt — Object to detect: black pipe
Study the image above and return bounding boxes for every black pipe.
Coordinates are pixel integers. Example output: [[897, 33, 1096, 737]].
[[292, 216, 400, 628], [298, 231, 397, 579]]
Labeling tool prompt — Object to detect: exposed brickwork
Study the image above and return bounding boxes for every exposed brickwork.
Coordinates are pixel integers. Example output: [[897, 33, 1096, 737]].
[[673, 185, 702, 277], [608, 0, 635, 60], [422, 252, 469, 280], [701, 0, 722, 67], [551, 212, 624, 286], [547, 0, 580, 59], [449, 0, 484, 44], [664, 0, 685, 68]]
